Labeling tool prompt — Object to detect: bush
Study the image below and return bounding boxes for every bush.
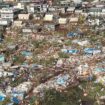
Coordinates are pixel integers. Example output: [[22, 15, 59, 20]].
[[58, 52, 69, 58]]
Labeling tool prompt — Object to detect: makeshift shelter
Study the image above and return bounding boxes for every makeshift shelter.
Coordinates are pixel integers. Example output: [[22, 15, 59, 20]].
[[30, 64, 43, 69], [84, 48, 101, 55], [0, 54, 5, 62], [61, 49, 78, 54], [2, 62, 11, 69], [68, 49, 78, 54], [21, 51, 32, 57], [13, 82, 32, 93], [72, 40, 90, 46], [0, 91, 6, 102], [7, 44, 18, 50], [56, 74, 69, 87], [56, 59, 63, 67], [95, 76, 105, 85], [0, 71, 13, 77], [94, 68, 105, 75], [11, 97, 20, 104], [44, 22, 57, 31], [67, 32, 80, 37], [0, 32, 4, 42]]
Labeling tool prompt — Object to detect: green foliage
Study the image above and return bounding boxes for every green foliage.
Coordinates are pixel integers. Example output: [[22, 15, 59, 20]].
[[0, 97, 10, 105], [32, 39, 47, 48], [10, 76, 24, 87], [0, 44, 3, 49], [58, 52, 69, 58], [38, 57, 55, 67], [83, 0, 94, 2], [88, 83, 105, 99], [45, 57, 56, 66], [39, 81, 105, 105], [13, 55, 25, 64], [5, 36, 13, 43], [30, 96, 36, 105], [78, 15, 85, 24], [89, 35, 98, 44], [42, 88, 83, 105], [64, 40, 72, 46]]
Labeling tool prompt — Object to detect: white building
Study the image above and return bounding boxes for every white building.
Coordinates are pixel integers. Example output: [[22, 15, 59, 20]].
[[58, 18, 67, 24], [18, 14, 31, 20], [0, 19, 11, 26], [1, 8, 19, 21], [44, 14, 53, 21]]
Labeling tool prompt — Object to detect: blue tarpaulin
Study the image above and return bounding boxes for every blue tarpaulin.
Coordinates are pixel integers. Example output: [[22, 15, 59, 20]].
[[84, 48, 95, 54], [67, 32, 79, 37], [68, 49, 78, 54], [87, 76, 93, 81], [56, 75, 69, 86], [21, 51, 32, 57], [61, 49, 68, 53], [30, 64, 39, 69], [0, 55, 5, 62], [11, 97, 20, 104], [62, 49, 78, 54], [0, 92, 6, 102], [0, 95, 5, 101], [12, 91, 24, 98], [95, 68, 105, 72], [7, 103, 13, 105], [84, 48, 101, 54], [21, 62, 29, 67]]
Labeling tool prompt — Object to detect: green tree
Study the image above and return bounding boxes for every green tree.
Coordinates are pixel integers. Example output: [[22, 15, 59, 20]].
[[58, 52, 69, 58], [42, 88, 83, 105], [1, 97, 10, 105]]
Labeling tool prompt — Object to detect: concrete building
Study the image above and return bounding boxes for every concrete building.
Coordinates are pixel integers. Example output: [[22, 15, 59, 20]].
[[3, 0, 15, 2], [18, 14, 31, 20], [18, 0, 31, 3], [0, 3, 13, 9], [0, 8, 20, 21], [0, 19, 11, 26]]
